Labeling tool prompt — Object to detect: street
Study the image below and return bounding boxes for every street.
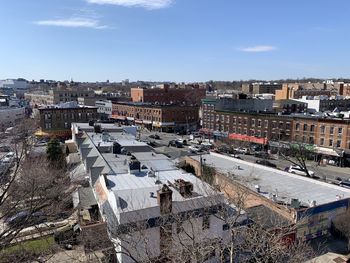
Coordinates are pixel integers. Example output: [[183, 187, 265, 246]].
[[137, 130, 350, 183]]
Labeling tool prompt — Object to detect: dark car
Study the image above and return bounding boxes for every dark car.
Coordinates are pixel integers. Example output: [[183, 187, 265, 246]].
[[168, 140, 183, 148], [254, 151, 269, 159], [255, 159, 277, 168], [149, 134, 160, 140], [6, 211, 47, 226]]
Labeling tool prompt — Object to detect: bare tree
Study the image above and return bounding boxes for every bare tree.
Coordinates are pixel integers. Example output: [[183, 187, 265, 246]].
[[279, 142, 315, 177], [0, 119, 73, 261]]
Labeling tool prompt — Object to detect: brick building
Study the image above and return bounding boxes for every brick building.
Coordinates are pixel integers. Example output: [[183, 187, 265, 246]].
[[275, 84, 332, 100], [112, 102, 199, 132], [202, 98, 292, 142], [38, 106, 98, 138], [241, 83, 282, 95], [202, 98, 350, 165], [130, 84, 206, 106], [25, 85, 95, 106]]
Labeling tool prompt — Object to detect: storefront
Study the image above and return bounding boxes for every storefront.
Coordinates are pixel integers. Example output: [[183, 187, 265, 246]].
[[213, 131, 229, 141], [229, 133, 268, 145], [315, 147, 345, 167]]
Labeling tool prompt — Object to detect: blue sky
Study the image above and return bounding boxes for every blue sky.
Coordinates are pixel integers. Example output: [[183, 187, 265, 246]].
[[1, 0, 350, 82]]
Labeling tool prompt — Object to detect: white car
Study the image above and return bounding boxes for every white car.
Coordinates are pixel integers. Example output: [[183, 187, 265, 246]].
[[5, 152, 15, 158], [288, 165, 315, 177]]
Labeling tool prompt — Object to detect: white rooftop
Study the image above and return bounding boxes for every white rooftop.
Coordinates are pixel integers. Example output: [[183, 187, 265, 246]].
[[191, 153, 350, 207]]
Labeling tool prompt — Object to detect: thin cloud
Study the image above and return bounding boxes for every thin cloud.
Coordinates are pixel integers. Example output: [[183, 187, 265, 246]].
[[34, 17, 108, 29], [86, 0, 173, 9], [239, 45, 278, 53]]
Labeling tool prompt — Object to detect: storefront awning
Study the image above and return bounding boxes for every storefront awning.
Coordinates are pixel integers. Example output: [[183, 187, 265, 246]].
[[229, 133, 268, 145], [315, 147, 341, 157]]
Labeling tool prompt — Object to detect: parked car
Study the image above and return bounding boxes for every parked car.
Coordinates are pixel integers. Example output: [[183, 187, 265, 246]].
[[6, 211, 47, 226], [189, 145, 200, 153], [288, 165, 315, 177], [234, 147, 249, 155], [255, 159, 277, 168], [254, 151, 269, 159], [149, 134, 160, 140], [230, 154, 242, 160], [168, 140, 183, 148]]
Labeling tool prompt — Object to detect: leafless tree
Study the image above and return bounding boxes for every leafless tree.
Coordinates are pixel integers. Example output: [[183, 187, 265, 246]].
[[0, 119, 73, 261], [279, 142, 316, 177]]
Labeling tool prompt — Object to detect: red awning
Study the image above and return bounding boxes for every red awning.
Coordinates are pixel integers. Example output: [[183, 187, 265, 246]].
[[229, 133, 267, 144]]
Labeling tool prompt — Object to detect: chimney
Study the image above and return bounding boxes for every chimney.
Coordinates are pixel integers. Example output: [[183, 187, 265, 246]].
[[128, 157, 141, 174], [174, 179, 193, 198], [157, 184, 173, 214]]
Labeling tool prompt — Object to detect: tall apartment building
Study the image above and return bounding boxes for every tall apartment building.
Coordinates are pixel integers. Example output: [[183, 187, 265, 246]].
[[38, 105, 98, 137], [112, 102, 199, 132], [241, 83, 282, 95], [25, 85, 95, 106], [131, 84, 206, 106], [71, 123, 244, 262], [275, 84, 332, 100]]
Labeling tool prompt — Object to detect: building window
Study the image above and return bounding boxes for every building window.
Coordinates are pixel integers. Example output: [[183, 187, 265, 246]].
[[330, 127, 334, 135], [338, 127, 343, 135], [303, 124, 308, 131], [310, 125, 315, 132], [309, 137, 314, 144], [258, 120, 262, 127], [320, 138, 324, 146], [202, 214, 210, 230], [64, 122, 69, 128], [320, 125, 325, 134], [286, 122, 291, 130], [296, 123, 300, 131], [329, 139, 333, 147], [336, 140, 342, 148], [45, 123, 52, 129]]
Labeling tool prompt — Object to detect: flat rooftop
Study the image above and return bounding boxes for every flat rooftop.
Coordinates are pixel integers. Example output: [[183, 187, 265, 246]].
[[190, 153, 350, 207], [107, 169, 217, 212], [80, 127, 222, 216]]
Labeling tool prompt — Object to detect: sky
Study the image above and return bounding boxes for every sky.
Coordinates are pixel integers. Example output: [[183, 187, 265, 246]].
[[1, 0, 350, 82]]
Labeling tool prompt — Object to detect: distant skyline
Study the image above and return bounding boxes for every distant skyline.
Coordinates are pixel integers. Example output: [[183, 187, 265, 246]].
[[1, 0, 350, 82]]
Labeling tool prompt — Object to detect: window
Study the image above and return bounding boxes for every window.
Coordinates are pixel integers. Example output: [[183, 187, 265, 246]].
[[45, 123, 52, 129], [329, 139, 333, 147], [64, 122, 69, 128], [202, 214, 210, 230], [309, 137, 314, 144], [320, 125, 325, 134], [336, 140, 342, 148], [296, 123, 300, 131], [286, 122, 291, 130], [310, 125, 315, 132], [303, 124, 308, 131], [258, 120, 262, 127], [338, 127, 343, 135], [320, 138, 324, 146], [330, 127, 334, 135]]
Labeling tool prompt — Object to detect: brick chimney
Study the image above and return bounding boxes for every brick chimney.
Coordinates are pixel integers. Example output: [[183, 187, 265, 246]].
[[157, 184, 173, 214]]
